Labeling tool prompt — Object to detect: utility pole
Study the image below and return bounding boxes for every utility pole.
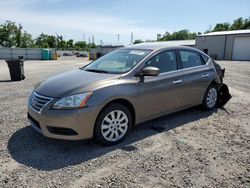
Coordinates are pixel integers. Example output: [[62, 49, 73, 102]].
[[92, 35, 95, 44], [88, 37, 91, 44], [130, 32, 133, 45], [55, 32, 59, 49], [82, 34, 85, 42], [81, 34, 85, 51], [116, 34, 120, 46]]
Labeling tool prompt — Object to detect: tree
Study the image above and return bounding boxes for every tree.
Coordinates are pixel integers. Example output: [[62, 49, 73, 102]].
[[46, 35, 57, 48], [157, 30, 197, 41], [157, 34, 161, 41], [66, 39, 74, 49], [88, 43, 97, 49], [0, 21, 35, 48], [230, 17, 245, 30], [171, 30, 189, 40], [16, 24, 22, 47], [35, 33, 49, 48], [56, 34, 67, 49], [157, 31, 170, 41], [35, 33, 57, 48], [0, 21, 22, 47], [145, 39, 155, 42], [75, 41, 87, 51], [213, 23, 230, 31], [243, 17, 250, 29], [20, 31, 34, 48], [133, 39, 144, 44]]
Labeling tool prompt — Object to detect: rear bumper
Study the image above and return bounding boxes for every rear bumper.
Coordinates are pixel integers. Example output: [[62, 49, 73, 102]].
[[27, 104, 101, 140]]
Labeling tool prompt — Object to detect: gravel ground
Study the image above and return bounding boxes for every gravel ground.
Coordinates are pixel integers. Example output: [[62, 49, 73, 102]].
[[0, 59, 249, 188]]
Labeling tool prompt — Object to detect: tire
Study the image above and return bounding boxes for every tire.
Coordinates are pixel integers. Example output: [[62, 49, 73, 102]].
[[202, 84, 218, 110], [94, 103, 132, 146]]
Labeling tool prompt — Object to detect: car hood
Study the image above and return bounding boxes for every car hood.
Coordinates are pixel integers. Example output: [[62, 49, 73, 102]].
[[35, 69, 120, 98]]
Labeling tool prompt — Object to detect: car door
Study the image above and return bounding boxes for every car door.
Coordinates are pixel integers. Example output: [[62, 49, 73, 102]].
[[177, 50, 214, 106], [135, 50, 189, 121]]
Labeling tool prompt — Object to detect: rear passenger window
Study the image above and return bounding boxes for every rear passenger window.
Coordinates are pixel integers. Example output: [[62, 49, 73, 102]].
[[179, 50, 204, 69], [145, 51, 177, 73]]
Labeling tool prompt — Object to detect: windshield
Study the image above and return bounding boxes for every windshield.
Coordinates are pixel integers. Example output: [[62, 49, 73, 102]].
[[82, 49, 151, 74]]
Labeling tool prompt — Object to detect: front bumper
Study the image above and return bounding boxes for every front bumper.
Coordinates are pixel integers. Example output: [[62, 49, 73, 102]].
[[27, 101, 101, 140]]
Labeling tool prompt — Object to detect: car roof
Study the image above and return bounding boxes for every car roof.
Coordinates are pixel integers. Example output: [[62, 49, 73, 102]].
[[124, 42, 196, 51]]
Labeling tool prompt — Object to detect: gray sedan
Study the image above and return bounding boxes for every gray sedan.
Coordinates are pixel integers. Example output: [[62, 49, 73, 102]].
[[28, 43, 229, 145]]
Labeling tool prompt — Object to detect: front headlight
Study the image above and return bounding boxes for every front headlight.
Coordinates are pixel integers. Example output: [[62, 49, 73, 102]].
[[52, 92, 93, 110]]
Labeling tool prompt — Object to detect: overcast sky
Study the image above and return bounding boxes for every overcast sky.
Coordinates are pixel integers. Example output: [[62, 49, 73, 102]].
[[0, 0, 249, 45]]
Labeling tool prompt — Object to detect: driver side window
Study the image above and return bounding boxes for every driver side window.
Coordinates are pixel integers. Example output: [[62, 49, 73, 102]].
[[145, 51, 177, 73]]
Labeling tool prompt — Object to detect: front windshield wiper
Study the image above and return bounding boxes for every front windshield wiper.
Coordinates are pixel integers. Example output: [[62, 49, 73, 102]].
[[84, 69, 108, 73]]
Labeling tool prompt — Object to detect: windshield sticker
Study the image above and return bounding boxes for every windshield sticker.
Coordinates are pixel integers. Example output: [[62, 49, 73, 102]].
[[129, 50, 145, 56]]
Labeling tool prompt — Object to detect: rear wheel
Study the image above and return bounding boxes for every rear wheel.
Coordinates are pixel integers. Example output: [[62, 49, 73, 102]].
[[202, 84, 218, 110], [94, 103, 132, 145]]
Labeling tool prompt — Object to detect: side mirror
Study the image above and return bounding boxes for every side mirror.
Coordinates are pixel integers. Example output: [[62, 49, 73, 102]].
[[141, 66, 160, 76]]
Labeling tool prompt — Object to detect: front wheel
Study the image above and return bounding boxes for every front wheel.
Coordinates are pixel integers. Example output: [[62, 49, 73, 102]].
[[202, 84, 218, 110], [94, 103, 132, 145]]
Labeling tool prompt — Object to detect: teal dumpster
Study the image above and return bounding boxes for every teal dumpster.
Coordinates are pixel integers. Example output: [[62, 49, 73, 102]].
[[41, 49, 50, 60], [49, 50, 55, 60]]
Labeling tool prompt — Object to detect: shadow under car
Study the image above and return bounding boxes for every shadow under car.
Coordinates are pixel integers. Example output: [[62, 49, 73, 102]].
[[7, 107, 218, 171]]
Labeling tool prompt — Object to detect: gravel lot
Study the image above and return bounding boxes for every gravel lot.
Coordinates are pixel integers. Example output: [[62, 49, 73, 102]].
[[0, 59, 249, 188]]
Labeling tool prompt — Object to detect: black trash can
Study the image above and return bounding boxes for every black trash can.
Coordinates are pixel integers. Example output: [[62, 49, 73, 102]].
[[6, 59, 25, 81]]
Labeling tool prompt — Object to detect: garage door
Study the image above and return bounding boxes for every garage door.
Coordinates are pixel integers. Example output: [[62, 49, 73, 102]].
[[232, 37, 250, 60]]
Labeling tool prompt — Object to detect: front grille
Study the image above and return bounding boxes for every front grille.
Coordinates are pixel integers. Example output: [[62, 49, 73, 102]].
[[30, 92, 53, 113]]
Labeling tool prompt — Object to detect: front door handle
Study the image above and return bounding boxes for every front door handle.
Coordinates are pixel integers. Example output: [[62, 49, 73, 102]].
[[202, 73, 210, 78], [173, 79, 183, 84]]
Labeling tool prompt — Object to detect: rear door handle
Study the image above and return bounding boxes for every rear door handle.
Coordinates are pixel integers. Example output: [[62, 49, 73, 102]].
[[202, 73, 210, 78], [173, 79, 183, 84]]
